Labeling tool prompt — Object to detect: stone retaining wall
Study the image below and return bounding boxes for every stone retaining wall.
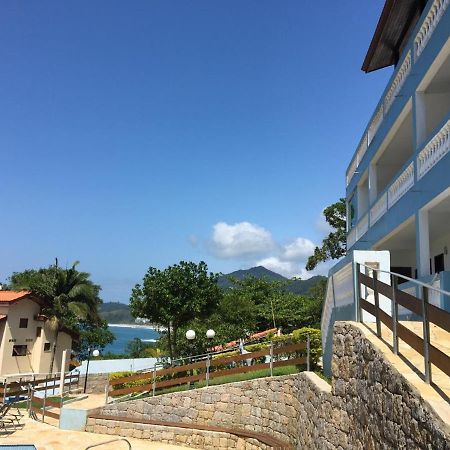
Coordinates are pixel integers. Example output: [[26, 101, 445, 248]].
[[78, 373, 109, 394], [88, 322, 450, 449], [86, 419, 269, 450]]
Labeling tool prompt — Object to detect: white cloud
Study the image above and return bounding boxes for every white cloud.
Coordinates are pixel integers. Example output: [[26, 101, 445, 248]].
[[282, 237, 315, 261], [210, 221, 274, 259], [204, 218, 334, 279], [256, 257, 298, 278]]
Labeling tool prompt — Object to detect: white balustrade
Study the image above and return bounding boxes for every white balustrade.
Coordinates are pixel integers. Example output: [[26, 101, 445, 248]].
[[384, 51, 412, 114], [415, 0, 449, 59], [417, 118, 450, 179], [368, 107, 384, 146], [346, 156, 358, 187], [370, 192, 388, 225], [387, 162, 415, 208], [357, 213, 369, 239], [347, 227, 357, 249]]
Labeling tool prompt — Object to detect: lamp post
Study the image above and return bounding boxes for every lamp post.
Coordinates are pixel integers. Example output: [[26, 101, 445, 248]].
[[83, 348, 99, 394]]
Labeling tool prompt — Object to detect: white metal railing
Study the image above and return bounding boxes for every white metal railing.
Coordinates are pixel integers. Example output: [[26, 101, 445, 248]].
[[415, 0, 450, 59], [417, 118, 450, 179], [347, 227, 357, 248], [384, 51, 412, 114], [370, 191, 388, 226], [387, 161, 415, 208]]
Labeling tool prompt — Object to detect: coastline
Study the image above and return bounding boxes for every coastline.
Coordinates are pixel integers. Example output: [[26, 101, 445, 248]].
[[108, 323, 166, 331]]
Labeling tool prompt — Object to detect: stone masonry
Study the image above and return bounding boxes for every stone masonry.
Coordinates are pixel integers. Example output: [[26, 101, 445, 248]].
[[78, 373, 109, 394], [86, 322, 450, 449]]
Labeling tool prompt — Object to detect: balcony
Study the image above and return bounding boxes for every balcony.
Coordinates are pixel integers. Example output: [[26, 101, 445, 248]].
[[346, 0, 449, 187], [347, 115, 450, 249]]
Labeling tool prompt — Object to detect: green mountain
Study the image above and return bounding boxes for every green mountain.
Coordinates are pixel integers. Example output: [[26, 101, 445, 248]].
[[218, 266, 326, 294]]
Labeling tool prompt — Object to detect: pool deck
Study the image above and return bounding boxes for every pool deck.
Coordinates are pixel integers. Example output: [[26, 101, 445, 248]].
[[0, 416, 191, 450]]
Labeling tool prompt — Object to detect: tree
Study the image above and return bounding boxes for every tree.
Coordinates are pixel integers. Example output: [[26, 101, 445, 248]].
[[130, 261, 221, 360], [76, 320, 115, 361], [9, 262, 102, 372], [125, 338, 147, 358], [306, 198, 347, 271]]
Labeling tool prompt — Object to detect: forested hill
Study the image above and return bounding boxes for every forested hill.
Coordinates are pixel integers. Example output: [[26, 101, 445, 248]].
[[217, 266, 326, 294], [99, 267, 327, 324], [98, 301, 133, 324]]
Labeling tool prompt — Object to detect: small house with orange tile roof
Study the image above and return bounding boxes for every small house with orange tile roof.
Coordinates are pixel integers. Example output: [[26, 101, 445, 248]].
[[0, 290, 75, 376]]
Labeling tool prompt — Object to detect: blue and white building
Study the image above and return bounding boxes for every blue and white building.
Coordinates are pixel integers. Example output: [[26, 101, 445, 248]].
[[322, 0, 450, 374]]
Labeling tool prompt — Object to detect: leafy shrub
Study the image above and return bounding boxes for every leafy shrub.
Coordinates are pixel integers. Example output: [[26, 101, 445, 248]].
[[109, 371, 155, 391], [292, 327, 321, 368]]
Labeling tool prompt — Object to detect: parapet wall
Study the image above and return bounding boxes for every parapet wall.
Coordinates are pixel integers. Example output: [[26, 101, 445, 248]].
[[87, 322, 450, 449]]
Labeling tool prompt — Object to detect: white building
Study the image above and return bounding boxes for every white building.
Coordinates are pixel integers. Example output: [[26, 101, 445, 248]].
[[322, 0, 450, 374], [0, 291, 74, 375]]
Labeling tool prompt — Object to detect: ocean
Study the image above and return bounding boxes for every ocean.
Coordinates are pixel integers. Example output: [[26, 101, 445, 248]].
[[104, 324, 160, 355]]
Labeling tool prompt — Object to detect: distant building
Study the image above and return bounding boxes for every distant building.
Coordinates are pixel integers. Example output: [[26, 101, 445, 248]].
[[0, 291, 75, 376], [322, 0, 450, 373]]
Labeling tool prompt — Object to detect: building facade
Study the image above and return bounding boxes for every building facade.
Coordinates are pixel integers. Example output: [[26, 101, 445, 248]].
[[322, 0, 450, 374], [0, 291, 73, 376]]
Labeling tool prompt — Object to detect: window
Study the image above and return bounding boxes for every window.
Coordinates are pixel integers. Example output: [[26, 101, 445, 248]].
[[19, 318, 28, 328], [435, 253, 445, 274], [12, 345, 27, 356], [44, 342, 51, 352], [36, 327, 42, 338]]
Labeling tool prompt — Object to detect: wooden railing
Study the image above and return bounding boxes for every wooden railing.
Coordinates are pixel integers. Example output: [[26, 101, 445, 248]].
[[0, 371, 80, 403], [355, 263, 450, 384], [108, 341, 309, 398], [29, 388, 62, 421]]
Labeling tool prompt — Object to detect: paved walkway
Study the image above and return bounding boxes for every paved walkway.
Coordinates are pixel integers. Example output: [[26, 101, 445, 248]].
[[0, 416, 191, 450], [363, 321, 450, 424]]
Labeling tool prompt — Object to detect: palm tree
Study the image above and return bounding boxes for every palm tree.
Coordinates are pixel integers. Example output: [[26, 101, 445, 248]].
[[45, 262, 100, 373], [10, 261, 101, 373]]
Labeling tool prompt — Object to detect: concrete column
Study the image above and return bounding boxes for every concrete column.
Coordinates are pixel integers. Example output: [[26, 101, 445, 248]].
[[416, 208, 431, 278], [369, 163, 378, 205], [60, 349, 68, 397], [414, 91, 427, 151]]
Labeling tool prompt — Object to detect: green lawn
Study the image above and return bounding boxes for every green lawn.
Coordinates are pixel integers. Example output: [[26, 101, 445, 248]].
[[14, 395, 73, 409]]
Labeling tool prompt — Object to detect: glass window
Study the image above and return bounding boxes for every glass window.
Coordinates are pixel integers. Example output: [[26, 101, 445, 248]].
[[44, 342, 51, 352], [12, 345, 27, 356], [19, 318, 28, 328]]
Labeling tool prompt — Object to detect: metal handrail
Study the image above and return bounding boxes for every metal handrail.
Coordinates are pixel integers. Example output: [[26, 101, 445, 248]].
[[359, 263, 450, 297], [85, 438, 132, 449]]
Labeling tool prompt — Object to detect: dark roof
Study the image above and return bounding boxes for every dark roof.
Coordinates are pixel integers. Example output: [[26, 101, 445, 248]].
[[362, 0, 427, 73]]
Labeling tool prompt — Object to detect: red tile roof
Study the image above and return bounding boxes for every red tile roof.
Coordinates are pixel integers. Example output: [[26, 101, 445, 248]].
[[0, 315, 7, 321], [0, 290, 32, 303]]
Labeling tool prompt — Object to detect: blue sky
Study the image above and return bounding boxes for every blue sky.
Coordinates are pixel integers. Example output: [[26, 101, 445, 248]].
[[1, 1, 391, 302]]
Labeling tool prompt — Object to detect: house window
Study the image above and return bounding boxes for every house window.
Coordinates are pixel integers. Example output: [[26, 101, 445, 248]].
[[44, 342, 51, 352], [19, 318, 28, 328], [36, 327, 42, 338], [12, 345, 27, 356]]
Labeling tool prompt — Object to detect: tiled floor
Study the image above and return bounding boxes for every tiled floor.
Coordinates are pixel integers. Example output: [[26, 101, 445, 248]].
[[0, 416, 191, 450]]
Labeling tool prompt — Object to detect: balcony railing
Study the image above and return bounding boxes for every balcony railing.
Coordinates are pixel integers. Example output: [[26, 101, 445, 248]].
[[415, 0, 450, 59], [387, 161, 415, 208], [347, 116, 450, 249], [346, 0, 449, 187], [369, 192, 387, 226], [417, 118, 450, 179]]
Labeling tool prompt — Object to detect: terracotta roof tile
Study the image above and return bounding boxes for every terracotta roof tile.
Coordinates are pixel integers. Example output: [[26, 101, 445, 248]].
[[0, 290, 32, 302]]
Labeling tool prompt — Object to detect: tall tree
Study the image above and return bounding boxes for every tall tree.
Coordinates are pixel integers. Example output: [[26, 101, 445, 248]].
[[306, 198, 347, 271], [130, 261, 221, 360], [10, 262, 102, 372]]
